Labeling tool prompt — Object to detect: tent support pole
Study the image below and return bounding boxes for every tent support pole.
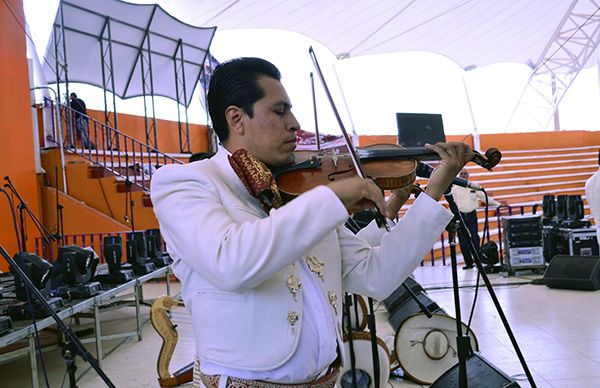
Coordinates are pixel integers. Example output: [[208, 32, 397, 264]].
[[462, 73, 480, 151]]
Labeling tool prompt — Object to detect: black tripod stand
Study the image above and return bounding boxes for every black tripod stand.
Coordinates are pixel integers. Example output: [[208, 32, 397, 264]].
[[434, 189, 536, 388]]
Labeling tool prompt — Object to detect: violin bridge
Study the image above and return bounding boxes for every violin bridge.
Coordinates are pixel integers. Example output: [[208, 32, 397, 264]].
[[331, 151, 338, 167]]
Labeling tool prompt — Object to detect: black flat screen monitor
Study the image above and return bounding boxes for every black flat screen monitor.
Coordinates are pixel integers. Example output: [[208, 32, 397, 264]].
[[396, 113, 446, 147]]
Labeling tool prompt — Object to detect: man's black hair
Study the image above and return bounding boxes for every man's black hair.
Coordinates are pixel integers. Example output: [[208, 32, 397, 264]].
[[189, 152, 214, 163], [207, 57, 281, 143]]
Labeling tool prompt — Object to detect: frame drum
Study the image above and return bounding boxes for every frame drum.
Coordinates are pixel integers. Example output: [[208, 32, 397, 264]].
[[394, 313, 479, 385], [344, 294, 368, 332], [337, 331, 390, 388]]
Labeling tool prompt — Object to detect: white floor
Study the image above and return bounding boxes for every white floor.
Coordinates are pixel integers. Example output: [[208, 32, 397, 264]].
[[1, 265, 599, 387]]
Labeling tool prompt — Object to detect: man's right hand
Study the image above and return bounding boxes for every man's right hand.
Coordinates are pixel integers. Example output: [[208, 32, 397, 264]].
[[327, 177, 386, 216]]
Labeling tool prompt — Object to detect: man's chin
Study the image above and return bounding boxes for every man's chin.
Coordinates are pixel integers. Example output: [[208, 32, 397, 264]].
[[266, 152, 295, 168]]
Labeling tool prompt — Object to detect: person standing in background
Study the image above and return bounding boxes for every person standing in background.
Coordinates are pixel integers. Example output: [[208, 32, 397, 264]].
[[69, 93, 95, 149], [585, 149, 600, 248]]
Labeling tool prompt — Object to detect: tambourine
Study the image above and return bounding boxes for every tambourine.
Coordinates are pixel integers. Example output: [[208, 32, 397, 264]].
[[337, 331, 390, 388], [393, 313, 479, 385]]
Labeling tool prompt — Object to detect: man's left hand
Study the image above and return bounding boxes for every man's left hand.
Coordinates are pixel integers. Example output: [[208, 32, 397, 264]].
[[424, 142, 473, 201]]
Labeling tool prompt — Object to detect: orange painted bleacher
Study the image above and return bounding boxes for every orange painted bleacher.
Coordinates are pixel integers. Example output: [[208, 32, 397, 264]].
[[363, 132, 599, 262], [38, 131, 599, 267]]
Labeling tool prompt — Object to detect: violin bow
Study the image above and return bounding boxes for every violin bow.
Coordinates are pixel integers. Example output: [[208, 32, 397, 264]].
[[308, 47, 389, 230]]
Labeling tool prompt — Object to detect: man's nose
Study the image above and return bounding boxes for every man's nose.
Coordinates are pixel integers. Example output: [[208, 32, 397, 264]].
[[288, 113, 300, 132]]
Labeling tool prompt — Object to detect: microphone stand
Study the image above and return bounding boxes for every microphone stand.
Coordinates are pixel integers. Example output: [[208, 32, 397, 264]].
[[0, 244, 116, 387], [55, 166, 64, 241], [4, 176, 57, 251], [1, 178, 114, 387], [443, 188, 536, 387]]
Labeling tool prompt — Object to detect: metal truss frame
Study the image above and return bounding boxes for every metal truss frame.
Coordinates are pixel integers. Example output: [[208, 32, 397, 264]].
[[173, 39, 191, 153], [507, 0, 600, 131], [99, 16, 120, 149]]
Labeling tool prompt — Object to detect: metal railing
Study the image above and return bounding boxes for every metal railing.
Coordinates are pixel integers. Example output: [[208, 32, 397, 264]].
[[35, 231, 130, 264], [43, 98, 183, 192], [35, 204, 541, 268], [421, 203, 542, 266]]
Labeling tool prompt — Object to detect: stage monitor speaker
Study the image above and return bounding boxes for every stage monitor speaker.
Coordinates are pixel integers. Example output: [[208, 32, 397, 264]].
[[388, 290, 443, 331], [543, 255, 600, 291], [383, 277, 423, 316], [430, 353, 520, 387]]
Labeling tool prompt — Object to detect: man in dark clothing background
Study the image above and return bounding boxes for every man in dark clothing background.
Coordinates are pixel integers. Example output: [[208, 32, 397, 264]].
[[69, 93, 95, 149]]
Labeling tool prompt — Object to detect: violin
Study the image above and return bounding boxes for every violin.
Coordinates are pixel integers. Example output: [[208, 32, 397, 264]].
[[235, 48, 503, 226], [273, 144, 502, 201], [297, 46, 502, 228]]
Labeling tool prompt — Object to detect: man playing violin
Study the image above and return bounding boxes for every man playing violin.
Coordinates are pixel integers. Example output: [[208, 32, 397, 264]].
[[151, 57, 473, 388]]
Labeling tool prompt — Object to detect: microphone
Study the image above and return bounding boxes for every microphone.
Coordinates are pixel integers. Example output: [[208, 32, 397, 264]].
[[416, 162, 482, 191]]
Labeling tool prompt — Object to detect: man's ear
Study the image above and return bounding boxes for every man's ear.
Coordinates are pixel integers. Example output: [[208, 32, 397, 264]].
[[225, 106, 245, 136]]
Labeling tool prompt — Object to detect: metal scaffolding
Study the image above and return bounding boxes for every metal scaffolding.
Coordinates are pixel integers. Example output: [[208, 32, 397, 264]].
[[45, 0, 216, 153], [174, 39, 191, 153], [99, 16, 119, 149], [507, 0, 600, 131]]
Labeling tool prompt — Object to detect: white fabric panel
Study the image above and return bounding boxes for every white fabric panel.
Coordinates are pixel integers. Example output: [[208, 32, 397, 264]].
[[43, 0, 216, 107]]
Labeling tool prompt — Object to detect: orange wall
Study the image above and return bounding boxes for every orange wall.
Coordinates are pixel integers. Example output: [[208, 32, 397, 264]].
[[40, 187, 129, 237], [359, 131, 600, 151], [0, 0, 42, 272], [358, 134, 473, 147], [87, 109, 209, 154], [480, 130, 600, 150]]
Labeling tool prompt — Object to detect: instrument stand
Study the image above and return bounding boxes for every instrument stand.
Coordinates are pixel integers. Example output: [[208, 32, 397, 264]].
[[55, 166, 65, 241], [444, 216, 471, 388], [125, 179, 135, 231], [342, 293, 382, 388], [442, 189, 536, 388], [401, 282, 433, 318], [4, 176, 57, 251], [0, 244, 116, 388], [343, 293, 360, 388], [365, 297, 380, 388]]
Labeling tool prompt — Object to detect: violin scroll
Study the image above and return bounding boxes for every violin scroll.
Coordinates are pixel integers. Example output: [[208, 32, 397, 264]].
[[472, 148, 502, 171]]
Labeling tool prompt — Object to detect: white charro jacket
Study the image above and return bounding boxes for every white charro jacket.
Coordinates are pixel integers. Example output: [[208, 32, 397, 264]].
[[150, 147, 453, 371]]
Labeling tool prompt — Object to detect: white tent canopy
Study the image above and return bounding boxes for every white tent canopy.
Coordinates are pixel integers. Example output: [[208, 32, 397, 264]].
[[27, 0, 600, 134], [155, 0, 600, 71], [43, 0, 216, 106]]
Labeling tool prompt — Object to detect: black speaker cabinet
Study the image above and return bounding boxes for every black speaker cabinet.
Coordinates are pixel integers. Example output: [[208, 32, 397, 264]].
[[556, 195, 568, 220], [543, 255, 600, 291], [383, 277, 423, 315], [396, 112, 446, 147], [430, 353, 520, 387], [542, 195, 556, 218], [566, 195, 584, 221], [388, 290, 443, 331]]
